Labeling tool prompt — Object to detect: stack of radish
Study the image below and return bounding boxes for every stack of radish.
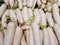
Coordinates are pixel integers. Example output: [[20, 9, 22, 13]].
[[0, 0, 60, 45]]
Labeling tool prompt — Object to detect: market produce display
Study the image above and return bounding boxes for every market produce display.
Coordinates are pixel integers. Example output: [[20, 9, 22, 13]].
[[0, 0, 60, 45]]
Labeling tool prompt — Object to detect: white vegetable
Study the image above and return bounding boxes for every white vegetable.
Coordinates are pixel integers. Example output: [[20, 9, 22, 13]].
[[39, 9, 46, 28], [46, 12, 54, 27], [9, 0, 14, 7], [21, 35, 27, 45], [27, 0, 34, 7], [13, 26, 23, 45], [47, 27, 58, 45], [34, 9, 41, 24], [4, 0, 9, 5], [16, 8, 24, 24], [1, 9, 9, 28], [29, 27, 34, 45], [4, 22, 16, 45], [22, 7, 30, 24], [40, 30, 43, 45], [23, 0, 27, 6], [0, 4, 7, 17], [37, 0, 41, 6], [43, 28, 51, 45], [32, 0, 37, 10], [58, 0, 60, 6], [54, 24, 60, 43], [18, 0, 23, 9], [32, 23, 42, 45], [53, 3, 60, 25], [40, 0, 46, 4], [0, 31, 4, 45]]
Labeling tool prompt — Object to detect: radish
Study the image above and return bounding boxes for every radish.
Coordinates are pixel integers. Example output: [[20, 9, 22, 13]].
[[34, 9, 41, 24], [9, 0, 14, 7], [23, 0, 27, 6], [40, 0, 46, 4], [52, 3, 60, 25], [47, 27, 58, 45], [46, 12, 54, 27], [0, 31, 4, 45], [43, 28, 51, 45], [40, 30, 43, 45], [13, 26, 23, 45], [4, 0, 9, 5], [53, 24, 60, 43], [4, 22, 16, 45], [27, 0, 34, 7], [32, 23, 42, 45], [21, 35, 27, 45], [58, 0, 60, 6], [37, 0, 41, 6], [18, 0, 23, 9], [29, 26, 34, 45], [0, 4, 7, 17], [39, 9, 46, 28], [16, 8, 24, 24], [1, 9, 9, 28]]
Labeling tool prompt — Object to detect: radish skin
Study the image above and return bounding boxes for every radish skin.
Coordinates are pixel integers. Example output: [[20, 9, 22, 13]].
[[47, 27, 58, 45], [16, 8, 24, 24], [43, 28, 51, 45], [40, 0, 46, 4], [4, 0, 9, 5], [53, 3, 60, 25], [54, 24, 60, 43], [4, 22, 16, 45], [27, 0, 34, 7], [13, 26, 23, 45], [1, 9, 9, 28], [9, 0, 14, 7], [0, 31, 4, 45], [46, 12, 54, 27], [58, 0, 60, 6], [18, 0, 23, 9], [39, 9, 46, 28], [21, 35, 27, 45], [23, 0, 27, 6], [0, 4, 7, 17], [32, 23, 42, 45], [37, 0, 41, 6]]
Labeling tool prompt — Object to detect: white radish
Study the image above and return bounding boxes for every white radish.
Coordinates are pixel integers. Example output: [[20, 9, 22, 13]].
[[4, 0, 9, 5], [23, 0, 27, 6], [0, 4, 7, 17], [9, 9, 17, 24], [52, 3, 60, 25], [27, 0, 34, 7], [43, 28, 51, 45], [22, 7, 30, 24], [21, 35, 27, 45], [32, 23, 42, 45], [1, 9, 9, 28], [18, 0, 23, 9], [0, 31, 4, 45], [4, 22, 16, 45], [16, 8, 24, 24], [39, 9, 46, 28], [46, 12, 54, 27], [13, 26, 23, 45], [29, 27, 34, 45], [9, 0, 14, 7], [54, 24, 60, 43], [32, 0, 37, 10], [37, 0, 41, 6], [40, 0, 46, 4], [47, 27, 58, 45], [58, 0, 60, 6], [34, 9, 41, 24], [40, 30, 43, 45]]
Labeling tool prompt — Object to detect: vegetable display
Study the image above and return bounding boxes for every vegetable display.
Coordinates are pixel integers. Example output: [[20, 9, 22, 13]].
[[0, 0, 60, 45]]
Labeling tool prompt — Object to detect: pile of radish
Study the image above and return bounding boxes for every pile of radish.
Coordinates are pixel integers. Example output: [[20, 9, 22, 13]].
[[0, 0, 60, 45]]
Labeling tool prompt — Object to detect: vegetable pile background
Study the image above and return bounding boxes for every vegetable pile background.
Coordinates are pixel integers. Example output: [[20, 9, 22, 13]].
[[0, 0, 60, 45]]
